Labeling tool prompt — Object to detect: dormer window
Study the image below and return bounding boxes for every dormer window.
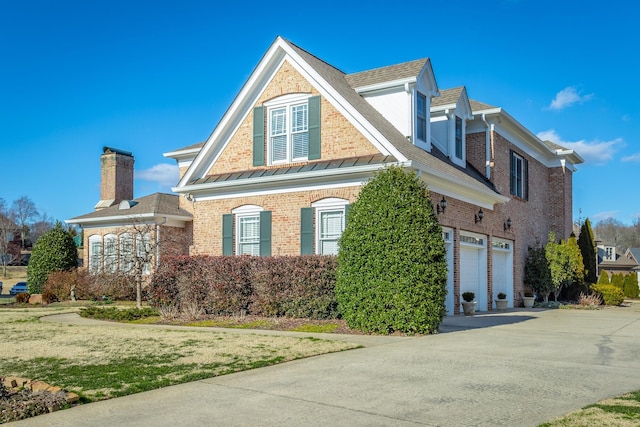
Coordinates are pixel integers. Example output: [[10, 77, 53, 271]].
[[455, 116, 463, 159], [416, 92, 427, 141]]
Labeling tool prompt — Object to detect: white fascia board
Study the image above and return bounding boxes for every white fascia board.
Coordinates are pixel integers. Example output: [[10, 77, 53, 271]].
[[177, 40, 286, 188], [163, 147, 201, 160], [175, 162, 403, 197], [352, 77, 416, 94], [66, 213, 191, 228], [412, 161, 509, 210]]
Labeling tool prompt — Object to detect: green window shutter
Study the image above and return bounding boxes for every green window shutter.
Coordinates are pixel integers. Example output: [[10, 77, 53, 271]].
[[222, 214, 234, 255], [259, 211, 272, 256], [524, 158, 529, 201], [253, 106, 265, 166], [300, 207, 314, 255], [308, 96, 321, 160]]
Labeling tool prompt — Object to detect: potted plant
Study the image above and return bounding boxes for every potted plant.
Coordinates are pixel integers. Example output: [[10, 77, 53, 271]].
[[522, 291, 535, 308], [495, 292, 508, 311], [461, 292, 477, 316]]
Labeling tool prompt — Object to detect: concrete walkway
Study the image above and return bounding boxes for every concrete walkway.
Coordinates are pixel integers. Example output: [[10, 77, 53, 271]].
[[10, 305, 640, 426]]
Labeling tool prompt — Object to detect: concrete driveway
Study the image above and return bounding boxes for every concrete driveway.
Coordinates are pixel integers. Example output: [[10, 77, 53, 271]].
[[10, 305, 640, 426]]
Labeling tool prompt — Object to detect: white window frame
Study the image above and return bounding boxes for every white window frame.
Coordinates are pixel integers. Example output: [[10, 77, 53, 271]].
[[455, 116, 463, 159], [136, 233, 152, 275], [88, 235, 102, 273], [119, 233, 133, 273], [312, 198, 348, 256], [265, 94, 311, 165], [416, 92, 427, 142], [511, 152, 525, 198], [104, 234, 118, 273], [232, 205, 264, 256]]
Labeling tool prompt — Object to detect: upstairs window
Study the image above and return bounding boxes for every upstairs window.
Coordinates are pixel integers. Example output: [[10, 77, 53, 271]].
[[455, 116, 463, 159], [253, 95, 321, 166], [416, 92, 427, 141], [510, 150, 529, 200], [270, 103, 308, 163]]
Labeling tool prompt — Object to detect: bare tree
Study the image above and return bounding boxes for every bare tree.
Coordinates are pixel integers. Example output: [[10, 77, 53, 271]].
[[0, 198, 18, 277], [97, 221, 190, 308], [11, 196, 38, 249], [30, 212, 55, 244]]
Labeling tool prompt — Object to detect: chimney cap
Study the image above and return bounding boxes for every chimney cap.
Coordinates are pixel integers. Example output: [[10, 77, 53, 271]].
[[103, 146, 133, 157]]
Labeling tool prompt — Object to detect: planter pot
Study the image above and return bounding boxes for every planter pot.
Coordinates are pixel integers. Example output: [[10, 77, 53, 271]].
[[495, 299, 508, 311], [461, 301, 477, 316], [523, 296, 535, 308]]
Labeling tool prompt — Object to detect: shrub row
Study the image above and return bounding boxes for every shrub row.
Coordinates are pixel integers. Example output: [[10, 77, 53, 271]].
[[43, 270, 138, 302], [148, 255, 338, 320], [79, 306, 159, 321]]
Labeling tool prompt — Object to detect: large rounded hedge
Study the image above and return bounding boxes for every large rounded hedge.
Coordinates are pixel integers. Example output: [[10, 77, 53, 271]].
[[335, 166, 447, 334], [27, 222, 77, 294]]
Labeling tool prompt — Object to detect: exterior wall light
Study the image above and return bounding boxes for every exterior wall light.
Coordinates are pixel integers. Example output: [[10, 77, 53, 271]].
[[475, 208, 484, 223], [437, 197, 447, 214], [504, 217, 512, 231]]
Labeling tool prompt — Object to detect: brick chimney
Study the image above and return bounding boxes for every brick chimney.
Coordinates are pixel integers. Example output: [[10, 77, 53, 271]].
[[94, 147, 134, 210]]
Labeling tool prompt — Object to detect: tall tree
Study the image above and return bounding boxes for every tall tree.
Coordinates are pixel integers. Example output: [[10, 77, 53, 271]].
[[27, 222, 77, 293], [11, 196, 38, 249], [577, 218, 598, 284], [29, 212, 55, 244]]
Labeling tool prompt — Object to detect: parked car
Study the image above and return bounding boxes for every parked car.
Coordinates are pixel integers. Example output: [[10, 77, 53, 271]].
[[10, 282, 28, 296]]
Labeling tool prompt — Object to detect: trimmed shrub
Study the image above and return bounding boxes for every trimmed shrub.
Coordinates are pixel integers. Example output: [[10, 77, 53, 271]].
[[597, 271, 610, 285], [88, 272, 137, 301], [592, 284, 625, 306], [524, 244, 553, 302], [15, 292, 30, 303], [336, 166, 447, 334], [611, 273, 624, 289], [149, 255, 338, 320], [43, 269, 91, 301], [26, 222, 77, 294]]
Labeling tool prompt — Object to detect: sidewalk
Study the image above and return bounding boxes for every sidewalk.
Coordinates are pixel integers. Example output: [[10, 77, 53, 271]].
[[11, 305, 640, 426]]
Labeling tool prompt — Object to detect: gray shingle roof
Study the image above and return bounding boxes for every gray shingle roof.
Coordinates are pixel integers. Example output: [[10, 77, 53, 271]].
[[432, 87, 464, 108], [68, 193, 192, 222], [282, 38, 498, 194], [345, 58, 429, 88], [470, 99, 497, 111]]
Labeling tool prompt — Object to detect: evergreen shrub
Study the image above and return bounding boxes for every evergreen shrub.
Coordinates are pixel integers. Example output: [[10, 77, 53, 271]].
[[335, 166, 447, 334], [623, 274, 639, 298], [26, 222, 77, 294], [592, 284, 624, 306]]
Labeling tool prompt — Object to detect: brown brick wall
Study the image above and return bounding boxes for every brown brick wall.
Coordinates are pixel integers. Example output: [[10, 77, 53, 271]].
[[206, 60, 380, 176], [99, 152, 134, 206], [189, 187, 361, 256], [466, 131, 486, 178]]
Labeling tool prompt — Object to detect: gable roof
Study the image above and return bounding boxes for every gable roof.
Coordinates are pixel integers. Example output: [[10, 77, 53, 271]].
[[168, 36, 510, 208], [66, 193, 192, 227]]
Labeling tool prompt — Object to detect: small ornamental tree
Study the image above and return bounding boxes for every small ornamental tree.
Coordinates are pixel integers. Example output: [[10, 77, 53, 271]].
[[27, 222, 77, 293], [336, 166, 447, 334], [597, 271, 610, 285], [524, 242, 552, 301], [623, 274, 639, 298], [611, 272, 624, 289], [577, 218, 598, 284]]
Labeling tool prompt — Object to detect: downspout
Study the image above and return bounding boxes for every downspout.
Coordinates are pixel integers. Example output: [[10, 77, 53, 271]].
[[481, 113, 494, 179], [156, 217, 167, 268]]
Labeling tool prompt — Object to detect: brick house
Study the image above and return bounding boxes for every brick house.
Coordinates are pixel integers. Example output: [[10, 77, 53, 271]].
[[162, 36, 582, 314], [67, 147, 192, 274]]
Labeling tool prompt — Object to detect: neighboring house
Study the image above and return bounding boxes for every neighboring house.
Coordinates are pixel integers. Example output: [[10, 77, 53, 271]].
[[67, 147, 192, 275], [596, 245, 640, 280], [163, 36, 583, 314]]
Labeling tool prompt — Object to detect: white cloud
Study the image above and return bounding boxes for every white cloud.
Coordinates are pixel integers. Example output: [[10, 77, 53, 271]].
[[592, 211, 620, 223], [548, 86, 594, 110], [136, 163, 179, 187], [536, 129, 623, 165], [621, 153, 640, 163]]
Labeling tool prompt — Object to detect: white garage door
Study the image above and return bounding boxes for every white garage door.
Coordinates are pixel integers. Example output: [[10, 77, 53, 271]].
[[492, 239, 514, 308], [460, 232, 488, 311]]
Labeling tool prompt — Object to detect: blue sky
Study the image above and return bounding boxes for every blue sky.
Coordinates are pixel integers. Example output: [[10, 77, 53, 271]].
[[1, 0, 638, 226]]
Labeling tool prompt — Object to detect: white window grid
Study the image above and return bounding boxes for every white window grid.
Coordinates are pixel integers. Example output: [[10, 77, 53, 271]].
[[416, 93, 426, 141], [269, 102, 308, 164], [237, 214, 260, 256]]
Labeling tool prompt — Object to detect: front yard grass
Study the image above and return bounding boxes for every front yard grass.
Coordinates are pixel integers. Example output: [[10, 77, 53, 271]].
[[540, 390, 640, 426], [0, 307, 359, 405]]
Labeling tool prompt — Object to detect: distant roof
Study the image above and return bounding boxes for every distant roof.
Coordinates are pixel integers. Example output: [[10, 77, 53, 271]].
[[67, 193, 192, 224], [432, 87, 465, 108]]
